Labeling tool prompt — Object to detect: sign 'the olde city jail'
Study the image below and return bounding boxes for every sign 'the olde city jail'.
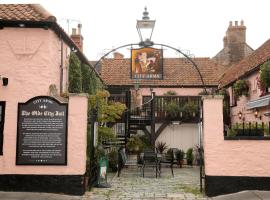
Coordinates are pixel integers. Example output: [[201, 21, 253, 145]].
[[16, 96, 68, 165]]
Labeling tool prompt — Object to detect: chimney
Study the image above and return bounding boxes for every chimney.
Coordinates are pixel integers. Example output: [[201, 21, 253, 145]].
[[70, 23, 84, 52], [224, 20, 247, 64], [113, 52, 124, 59], [213, 20, 253, 67]]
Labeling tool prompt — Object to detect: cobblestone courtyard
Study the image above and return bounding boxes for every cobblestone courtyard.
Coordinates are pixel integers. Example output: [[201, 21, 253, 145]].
[[85, 166, 208, 200]]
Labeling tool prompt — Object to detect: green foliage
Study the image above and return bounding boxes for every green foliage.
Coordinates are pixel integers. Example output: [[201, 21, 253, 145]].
[[98, 126, 116, 144], [155, 141, 168, 153], [89, 90, 126, 124], [186, 148, 194, 165], [164, 90, 177, 95], [68, 53, 82, 93], [218, 89, 230, 124], [227, 123, 269, 137], [127, 135, 144, 154], [81, 63, 92, 94], [139, 134, 152, 149], [175, 149, 184, 161], [165, 102, 181, 119], [260, 61, 270, 88], [182, 102, 199, 120], [233, 79, 249, 100]]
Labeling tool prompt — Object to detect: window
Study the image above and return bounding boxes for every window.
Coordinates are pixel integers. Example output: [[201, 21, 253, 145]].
[[0, 102, 5, 155]]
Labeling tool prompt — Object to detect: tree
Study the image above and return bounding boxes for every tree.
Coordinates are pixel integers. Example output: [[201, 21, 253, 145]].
[[68, 53, 82, 93]]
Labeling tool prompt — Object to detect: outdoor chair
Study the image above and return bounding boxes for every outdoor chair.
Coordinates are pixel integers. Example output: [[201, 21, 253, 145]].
[[142, 150, 160, 178], [159, 152, 176, 177]]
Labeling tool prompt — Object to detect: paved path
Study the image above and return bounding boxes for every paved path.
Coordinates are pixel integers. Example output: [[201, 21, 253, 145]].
[[85, 166, 207, 200], [1, 166, 270, 199]]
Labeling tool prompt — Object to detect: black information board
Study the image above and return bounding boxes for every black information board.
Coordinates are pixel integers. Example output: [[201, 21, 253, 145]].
[[16, 96, 68, 165]]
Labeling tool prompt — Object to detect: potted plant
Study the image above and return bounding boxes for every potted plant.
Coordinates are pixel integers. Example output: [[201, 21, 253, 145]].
[[259, 61, 270, 95], [175, 149, 184, 168], [182, 102, 199, 121], [126, 135, 144, 155], [164, 90, 177, 96], [186, 148, 194, 166], [155, 141, 168, 154], [233, 79, 249, 100], [108, 148, 118, 172], [165, 102, 180, 119]]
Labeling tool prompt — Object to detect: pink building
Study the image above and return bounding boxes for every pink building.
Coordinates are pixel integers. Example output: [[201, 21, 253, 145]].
[[0, 4, 100, 195]]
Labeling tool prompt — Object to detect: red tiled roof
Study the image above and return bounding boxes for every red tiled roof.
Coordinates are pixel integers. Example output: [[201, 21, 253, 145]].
[[100, 57, 219, 86], [219, 39, 270, 88], [0, 4, 56, 22]]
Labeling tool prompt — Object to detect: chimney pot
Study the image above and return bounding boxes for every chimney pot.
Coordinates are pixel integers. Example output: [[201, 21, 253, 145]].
[[78, 23, 82, 35], [235, 21, 238, 26], [229, 21, 233, 27], [241, 20, 244, 26], [72, 28, 76, 35]]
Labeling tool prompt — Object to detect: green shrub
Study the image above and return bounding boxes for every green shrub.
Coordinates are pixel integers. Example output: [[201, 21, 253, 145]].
[[127, 135, 144, 154], [164, 90, 177, 95], [186, 148, 194, 166], [155, 141, 168, 153], [182, 102, 199, 120], [165, 102, 180, 119], [98, 126, 116, 144], [260, 61, 270, 88], [233, 80, 249, 100]]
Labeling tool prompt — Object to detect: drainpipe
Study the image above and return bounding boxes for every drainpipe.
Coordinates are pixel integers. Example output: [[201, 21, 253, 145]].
[[60, 37, 63, 94]]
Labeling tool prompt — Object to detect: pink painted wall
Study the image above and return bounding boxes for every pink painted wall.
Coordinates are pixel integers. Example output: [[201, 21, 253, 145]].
[[203, 96, 270, 177], [229, 72, 270, 123], [0, 95, 88, 175], [0, 28, 87, 175]]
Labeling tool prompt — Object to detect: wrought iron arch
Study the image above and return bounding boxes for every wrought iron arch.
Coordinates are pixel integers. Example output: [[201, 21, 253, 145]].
[[94, 43, 208, 94]]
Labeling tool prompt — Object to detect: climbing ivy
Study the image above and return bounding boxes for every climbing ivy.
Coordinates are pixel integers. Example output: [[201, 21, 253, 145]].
[[68, 53, 82, 93]]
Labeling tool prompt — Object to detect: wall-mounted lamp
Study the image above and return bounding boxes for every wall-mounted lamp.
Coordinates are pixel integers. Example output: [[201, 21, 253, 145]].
[[254, 109, 262, 120], [238, 111, 243, 120], [0, 76, 8, 86]]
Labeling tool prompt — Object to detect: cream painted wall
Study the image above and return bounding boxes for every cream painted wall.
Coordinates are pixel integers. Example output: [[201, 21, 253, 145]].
[[155, 123, 199, 152]]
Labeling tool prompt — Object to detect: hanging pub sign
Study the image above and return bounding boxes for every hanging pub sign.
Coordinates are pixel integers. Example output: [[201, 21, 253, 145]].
[[16, 96, 68, 165], [131, 47, 163, 79]]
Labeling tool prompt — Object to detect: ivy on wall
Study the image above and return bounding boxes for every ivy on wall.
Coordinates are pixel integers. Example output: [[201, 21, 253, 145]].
[[260, 60, 270, 89], [233, 79, 249, 100], [68, 53, 82, 93]]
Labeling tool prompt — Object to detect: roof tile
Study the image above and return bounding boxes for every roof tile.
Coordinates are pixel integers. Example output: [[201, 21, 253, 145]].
[[100, 57, 219, 86], [219, 39, 270, 87], [0, 4, 56, 22]]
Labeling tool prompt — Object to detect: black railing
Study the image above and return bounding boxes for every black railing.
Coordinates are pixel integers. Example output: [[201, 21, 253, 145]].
[[130, 96, 153, 121], [225, 122, 270, 139], [143, 95, 201, 121]]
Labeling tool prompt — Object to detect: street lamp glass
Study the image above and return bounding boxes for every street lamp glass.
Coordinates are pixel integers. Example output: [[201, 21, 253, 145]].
[[136, 7, 155, 44]]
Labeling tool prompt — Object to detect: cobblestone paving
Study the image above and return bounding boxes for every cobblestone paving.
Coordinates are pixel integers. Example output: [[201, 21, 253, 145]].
[[84, 166, 209, 200]]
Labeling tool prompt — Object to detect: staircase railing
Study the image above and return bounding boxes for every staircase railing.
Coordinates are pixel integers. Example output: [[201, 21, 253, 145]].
[[129, 94, 154, 121]]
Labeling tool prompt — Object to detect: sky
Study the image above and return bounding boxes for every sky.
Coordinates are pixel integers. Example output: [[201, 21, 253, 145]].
[[2, 0, 270, 60]]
